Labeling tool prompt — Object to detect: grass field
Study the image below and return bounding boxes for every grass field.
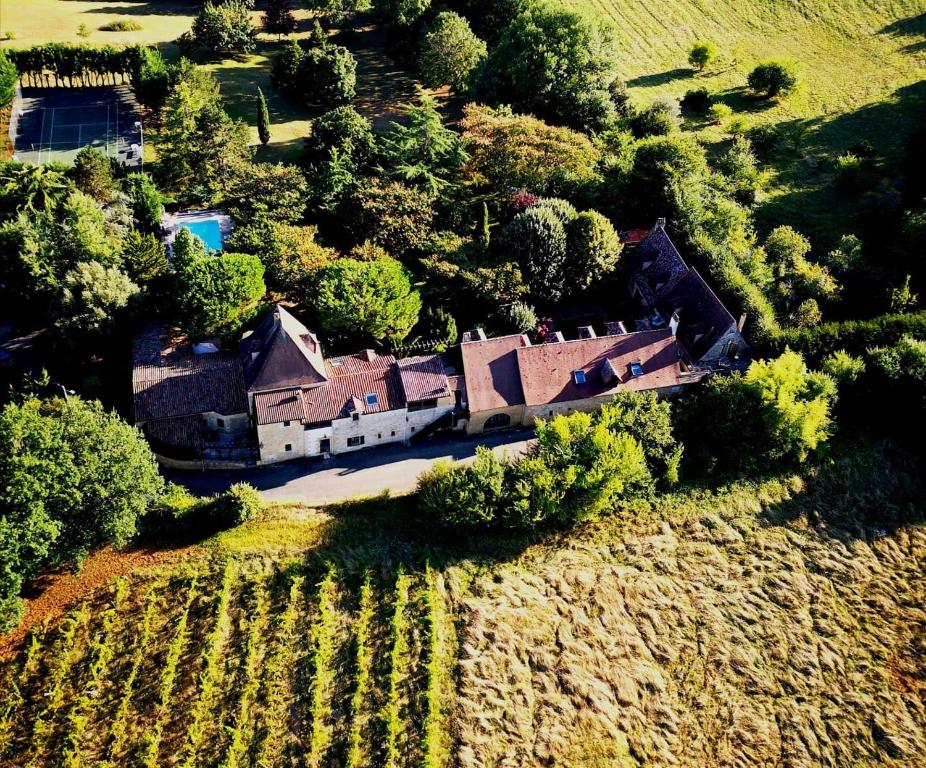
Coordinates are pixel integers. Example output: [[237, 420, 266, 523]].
[[1, 448, 924, 767], [567, 0, 926, 246]]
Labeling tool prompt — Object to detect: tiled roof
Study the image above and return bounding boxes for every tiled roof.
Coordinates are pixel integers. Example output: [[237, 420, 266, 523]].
[[620, 228, 650, 245], [242, 305, 328, 393], [143, 414, 205, 451], [254, 388, 306, 426], [132, 326, 248, 423], [633, 224, 689, 305], [460, 334, 530, 412], [515, 330, 682, 407], [397, 355, 451, 402], [656, 268, 737, 359], [303, 355, 405, 423]]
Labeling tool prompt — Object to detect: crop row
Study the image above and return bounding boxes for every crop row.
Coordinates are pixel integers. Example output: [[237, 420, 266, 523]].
[[384, 569, 413, 768], [345, 571, 375, 768], [306, 563, 339, 768]]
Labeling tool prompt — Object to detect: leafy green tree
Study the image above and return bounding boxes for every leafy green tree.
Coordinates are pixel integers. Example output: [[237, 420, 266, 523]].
[[0, 50, 17, 110], [192, 0, 257, 56], [272, 38, 304, 89], [123, 173, 165, 233], [419, 11, 486, 94], [378, 93, 467, 194], [70, 147, 117, 202], [460, 104, 601, 198], [121, 231, 170, 284], [501, 204, 568, 303], [129, 45, 171, 110], [172, 227, 210, 268], [715, 136, 763, 206], [262, 0, 297, 35], [374, 0, 430, 30], [59, 260, 139, 335], [59, 190, 122, 265], [764, 225, 839, 315], [748, 60, 799, 98], [223, 162, 308, 224], [256, 86, 271, 145], [629, 98, 678, 138], [0, 395, 163, 632], [0, 163, 71, 218], [310, 0, 372, 27], [418, 447, 505, 528], [565, 210, 622, 292], [302, 44, 357, 108], [177, 253, 266, 337], [349, 178, 434, 258], [0, 213, 61, 307], [417, 305, 457, 343], [867, 336, 926, 434], [476, 2, 620, 132], [312, 255, 422, 342], [688, 40, 717, 70], [498, 300, 537, 333]]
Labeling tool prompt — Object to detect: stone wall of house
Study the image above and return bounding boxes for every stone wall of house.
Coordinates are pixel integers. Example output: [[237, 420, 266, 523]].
[[330, 408, 408, 454], [204, 411, 249, 432], [257, 419, 308, 464], [465, 404, 527, 435], [304, 424, 333, 456], [405, 396, 455, 436]]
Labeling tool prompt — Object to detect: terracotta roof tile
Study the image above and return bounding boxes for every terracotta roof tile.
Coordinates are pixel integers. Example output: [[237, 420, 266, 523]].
[[254, 388, 306, 426], [397, 355, 451, 402], [460, 334, 530, 412], [515, 330, 682, 407], [242, 305, 327, 392]]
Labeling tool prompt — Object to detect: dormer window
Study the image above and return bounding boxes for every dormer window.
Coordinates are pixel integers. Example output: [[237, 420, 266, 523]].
[[572, 370, 586, 385], [630, 362, 644, 377], [365, 393, 379, 407]]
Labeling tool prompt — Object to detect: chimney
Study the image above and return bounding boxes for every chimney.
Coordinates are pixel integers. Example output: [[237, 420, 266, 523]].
[[669, 310, 680, 336], [604, 321, 627, 336], [577, 325, 596, 339], [463, 328, 487, 343], [544, 331, 565, 344], [737, 313, 747, 333], [601, 358, 617, 384], [519, 334, 532, 347], [656, 217, 666, 229], [360, 348, 376, 362]]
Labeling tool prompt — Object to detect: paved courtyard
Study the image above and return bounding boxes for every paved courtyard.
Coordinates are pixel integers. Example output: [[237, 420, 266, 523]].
[[168, 429, 534, 505]]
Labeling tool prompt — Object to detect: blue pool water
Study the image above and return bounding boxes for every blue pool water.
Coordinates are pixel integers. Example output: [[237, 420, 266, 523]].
[[180, 219, 224, 251]]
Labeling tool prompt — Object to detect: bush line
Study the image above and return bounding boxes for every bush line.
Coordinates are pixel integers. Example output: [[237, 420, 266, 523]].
[[253, 574, 304, 768], [345, 571, 375, 768]]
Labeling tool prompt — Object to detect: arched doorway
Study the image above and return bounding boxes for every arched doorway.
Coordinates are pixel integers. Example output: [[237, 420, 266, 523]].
[[483, 412, 512, 430]]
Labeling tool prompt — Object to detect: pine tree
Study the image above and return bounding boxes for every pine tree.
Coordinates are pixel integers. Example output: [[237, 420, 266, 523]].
[[256, 87, 271, 146], [262, 0, 297, 36]]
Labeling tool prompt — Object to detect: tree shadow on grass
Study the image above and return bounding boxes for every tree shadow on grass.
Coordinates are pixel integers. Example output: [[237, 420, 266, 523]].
[[71, 1, 199, 17], [626, 67, 693, 89]]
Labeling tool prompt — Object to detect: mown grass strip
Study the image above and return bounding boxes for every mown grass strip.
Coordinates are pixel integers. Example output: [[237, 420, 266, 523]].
[[58, 578, 129, 768], [25, 602, 91, 768], [138, 575, 200, 768], [383, 569, 412, 768], [421, 564, 451, 768], [345, 571, 375, 768], [219, 574, 272, 768], [253, 574, 304, 768], [179, 560, 237, 768], [104, 580, 160, 765], [306, 563, 338, 768]]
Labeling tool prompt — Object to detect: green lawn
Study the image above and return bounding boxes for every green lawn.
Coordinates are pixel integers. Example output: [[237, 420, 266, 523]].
[[568, 0, 926, 247]]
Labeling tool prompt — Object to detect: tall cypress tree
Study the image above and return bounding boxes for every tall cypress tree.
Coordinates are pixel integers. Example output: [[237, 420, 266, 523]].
[[478, 201, 491, 252], [256, 86, 271, 146]]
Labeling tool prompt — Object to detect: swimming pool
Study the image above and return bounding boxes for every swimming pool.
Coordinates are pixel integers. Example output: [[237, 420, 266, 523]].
[[180, 218, 224, 251]]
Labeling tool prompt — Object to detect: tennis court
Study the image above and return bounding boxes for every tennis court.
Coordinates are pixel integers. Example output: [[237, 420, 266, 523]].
[[10, 86, 143, 167]]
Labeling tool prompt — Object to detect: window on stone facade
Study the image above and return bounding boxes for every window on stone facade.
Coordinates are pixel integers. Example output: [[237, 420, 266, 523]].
[[352, 412, 360, 422], [285, 443, 292, 451], [378, 433, 382, 439], [284, 420, 291, 427], [391, 431, 396, 437], [347, 435, 365, 447], [217, 418, 225, 428]]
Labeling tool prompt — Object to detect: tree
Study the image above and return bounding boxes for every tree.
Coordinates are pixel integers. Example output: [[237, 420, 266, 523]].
[[459, 105, 600, 198], [177, 253, 266, 337], [59, 260, 139, 336], [310, 0, 372, 27], [499, 300, 537, 333], [263, 0, 297, 35], [192, 0, 257, 56], [378, 93, 467, 194], [748, 60, 799, 98], [417, 305, 457, 343], [70, 147, 117, 202], [59, 190, 122, 266], [256, 86, 271, 145], [301, 44, 357, 108], [500, 205, 568, 303], [565, 210, 622, 291], [0, 163, 72, 217], [121, 231, 170, 284], [311, 255, 422, 342], [0, 50, 17, 110], [715, 136, 763, 206], [222, 162, 308, 224], [419, 11, 486, 94], [629, 98, 678, 138], [688, 40, 717, 70], [476, 3, 620, 132], [0, 395, 163, 631], [764, 225, 839, 314], [123, 173, 165, 233], [374, 0, 430, 30], [349, 179, 434, 258], [418, 447, 506, 528], [272, 38, 304, 90], [867, 336, 926, 435], [303, 106, 376, 213]]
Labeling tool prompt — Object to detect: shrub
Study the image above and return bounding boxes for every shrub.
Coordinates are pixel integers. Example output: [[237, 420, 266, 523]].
[[498, 300, 537, 333], [0, 50, 18, 110], [418, 447, 506, 528], [263, 0, 297, 35], [680, 87, 712, 114], [192, 0, 257, 56], [301, 44, 357, 107], [419, 11, 486, 94], [630, 98, 678, 138], [100, 19, 142, 32], [747, 60, 798, 98], [688, 39, 717, 70], [709, 103, 732, 123], [746, 123, 784, 158]]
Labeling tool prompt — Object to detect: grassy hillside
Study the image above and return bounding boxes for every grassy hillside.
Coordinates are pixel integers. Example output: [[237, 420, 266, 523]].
[[569, 0, 926, 245], [1, 450, 924, 767]]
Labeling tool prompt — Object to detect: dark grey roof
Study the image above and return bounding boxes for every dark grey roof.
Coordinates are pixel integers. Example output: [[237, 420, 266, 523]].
[[241, 305, 328, 393], [656, 268, 737, 359], [633, 225, 689, 305]]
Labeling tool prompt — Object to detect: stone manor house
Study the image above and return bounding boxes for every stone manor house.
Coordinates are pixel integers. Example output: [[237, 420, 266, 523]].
[[132, 220, 748, 467]]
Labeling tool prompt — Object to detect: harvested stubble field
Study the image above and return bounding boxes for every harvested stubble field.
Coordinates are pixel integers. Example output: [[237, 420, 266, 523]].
[[1, 454, 925, 767]]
